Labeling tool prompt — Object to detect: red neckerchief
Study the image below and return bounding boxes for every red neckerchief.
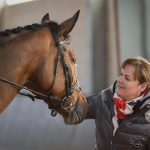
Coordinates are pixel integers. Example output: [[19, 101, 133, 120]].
[[112, 91, 147, 136]]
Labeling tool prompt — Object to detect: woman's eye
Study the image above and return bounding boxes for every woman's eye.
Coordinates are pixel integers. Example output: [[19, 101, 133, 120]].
[[125, 77, 129, 81], [120, 72, 130, 81]]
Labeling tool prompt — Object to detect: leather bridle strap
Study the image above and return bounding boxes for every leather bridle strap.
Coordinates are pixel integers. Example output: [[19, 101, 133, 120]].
[[45, 39, 70, 93], [0, 76, 80, 103], [0, 77, 49, 98], [43, 38, 72, 103]]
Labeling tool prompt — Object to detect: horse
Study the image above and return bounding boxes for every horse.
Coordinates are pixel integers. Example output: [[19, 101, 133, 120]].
[[0, 10, 88, 124]]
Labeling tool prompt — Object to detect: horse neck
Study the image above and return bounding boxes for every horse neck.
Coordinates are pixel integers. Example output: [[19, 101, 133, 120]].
[[0, 27, 52, 114]]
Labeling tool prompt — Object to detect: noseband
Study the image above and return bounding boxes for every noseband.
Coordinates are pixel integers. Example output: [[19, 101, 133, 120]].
[[0, 38, 81, 117]]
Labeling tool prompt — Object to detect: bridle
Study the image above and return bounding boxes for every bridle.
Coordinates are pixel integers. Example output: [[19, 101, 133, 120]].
[[45, 38, 81, 117], [0, 38, 81, 117]]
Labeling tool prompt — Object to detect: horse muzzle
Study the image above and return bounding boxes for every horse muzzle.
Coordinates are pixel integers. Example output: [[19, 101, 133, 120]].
[[62, 93, 88, 125]]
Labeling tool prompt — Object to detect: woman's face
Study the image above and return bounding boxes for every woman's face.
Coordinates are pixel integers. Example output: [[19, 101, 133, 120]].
[[117, 64, 146, 101]]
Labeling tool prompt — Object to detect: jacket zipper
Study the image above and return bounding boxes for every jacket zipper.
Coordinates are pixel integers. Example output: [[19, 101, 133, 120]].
[[108, 94, 115, 149]]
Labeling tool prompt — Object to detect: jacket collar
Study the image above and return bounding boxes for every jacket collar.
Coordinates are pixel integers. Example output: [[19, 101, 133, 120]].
[[140, 93, 150, 123]]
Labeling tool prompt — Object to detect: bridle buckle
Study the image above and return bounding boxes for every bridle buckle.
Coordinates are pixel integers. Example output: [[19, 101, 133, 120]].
[[62, 96, 72, 102]]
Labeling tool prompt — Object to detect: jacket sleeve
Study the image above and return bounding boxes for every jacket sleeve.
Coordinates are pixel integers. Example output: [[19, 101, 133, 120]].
[[147, 136, 150, 149], [85, 93, 101, 119]]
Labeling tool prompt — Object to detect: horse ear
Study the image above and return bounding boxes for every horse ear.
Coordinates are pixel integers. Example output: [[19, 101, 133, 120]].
[[41, 13, 50, 24], [59, 10, 80, 37]]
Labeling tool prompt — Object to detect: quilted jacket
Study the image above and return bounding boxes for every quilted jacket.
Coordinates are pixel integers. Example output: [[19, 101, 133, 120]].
[[86, 83, 150, 150]]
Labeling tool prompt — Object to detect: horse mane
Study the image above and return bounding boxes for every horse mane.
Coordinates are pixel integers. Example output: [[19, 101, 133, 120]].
[[0, 21, 70, 46], [0, 23, 41, 36]]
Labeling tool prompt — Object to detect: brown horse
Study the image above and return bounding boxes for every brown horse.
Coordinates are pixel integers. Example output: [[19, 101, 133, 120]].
[[0, 10, 87, 124]]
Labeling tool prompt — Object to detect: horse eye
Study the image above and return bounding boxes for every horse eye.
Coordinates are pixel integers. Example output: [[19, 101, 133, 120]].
[[71, 58, 76, 64]]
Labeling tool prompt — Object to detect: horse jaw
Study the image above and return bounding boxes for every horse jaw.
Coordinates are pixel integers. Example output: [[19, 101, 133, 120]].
[[62, 94, 87, 125]]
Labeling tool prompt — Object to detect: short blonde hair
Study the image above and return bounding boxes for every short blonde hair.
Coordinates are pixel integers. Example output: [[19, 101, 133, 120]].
[[121, 56, 150, 90]]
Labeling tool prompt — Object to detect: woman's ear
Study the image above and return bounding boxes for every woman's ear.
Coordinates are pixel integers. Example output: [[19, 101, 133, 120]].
[[141, 82, 147, 92]]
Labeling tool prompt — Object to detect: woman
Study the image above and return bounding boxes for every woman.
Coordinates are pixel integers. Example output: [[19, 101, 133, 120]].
[[86, 56, 150, 150]]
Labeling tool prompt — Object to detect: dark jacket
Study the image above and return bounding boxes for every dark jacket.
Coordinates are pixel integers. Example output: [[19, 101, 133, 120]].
[[86, 84, 150, 150]]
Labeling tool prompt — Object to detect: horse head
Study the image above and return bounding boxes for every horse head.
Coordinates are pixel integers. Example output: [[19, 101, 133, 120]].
[[24, 11, 88, 124]]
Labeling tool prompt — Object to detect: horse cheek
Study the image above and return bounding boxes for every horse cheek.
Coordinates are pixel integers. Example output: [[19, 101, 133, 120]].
[[37, 62, 53, 91]]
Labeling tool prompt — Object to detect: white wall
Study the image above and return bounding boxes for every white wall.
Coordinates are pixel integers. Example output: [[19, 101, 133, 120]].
[[145, 0, 150, 60], [0, 0, 5, 29], [118, 0, 142, 62]]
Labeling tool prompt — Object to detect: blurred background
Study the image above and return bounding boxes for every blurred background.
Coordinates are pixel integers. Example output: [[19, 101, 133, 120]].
[[0, 0, 150, 150]]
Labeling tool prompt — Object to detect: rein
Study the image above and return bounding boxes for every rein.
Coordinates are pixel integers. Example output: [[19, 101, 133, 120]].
[[0, 39, 81, 117]]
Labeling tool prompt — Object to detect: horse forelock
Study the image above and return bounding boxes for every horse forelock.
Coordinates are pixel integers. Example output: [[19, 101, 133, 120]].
[[42, 21, 71, 45], [42, 21, 60, 45]]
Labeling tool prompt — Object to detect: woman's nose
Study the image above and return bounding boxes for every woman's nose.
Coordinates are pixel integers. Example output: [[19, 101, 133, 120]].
[[117, 75, 123, 83]]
